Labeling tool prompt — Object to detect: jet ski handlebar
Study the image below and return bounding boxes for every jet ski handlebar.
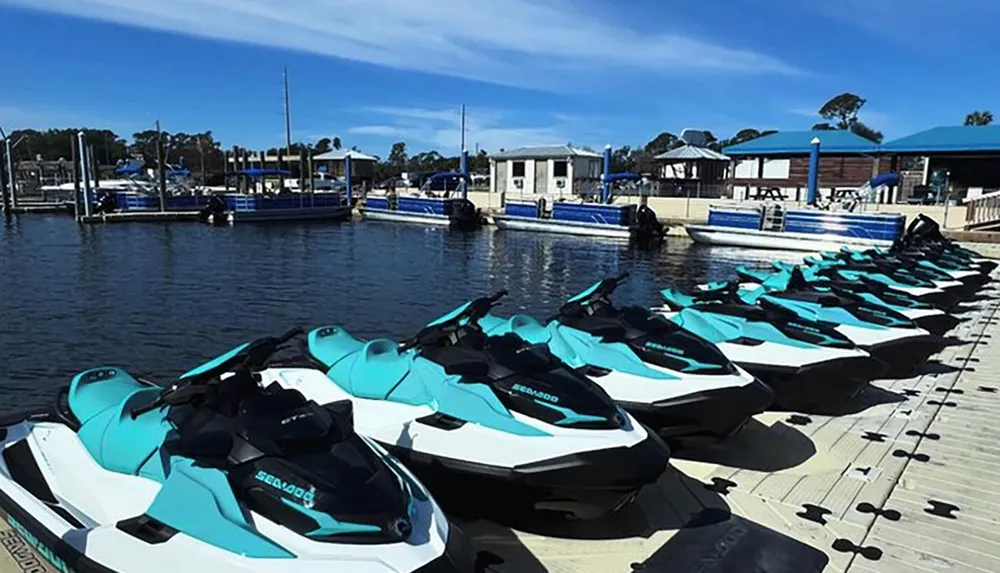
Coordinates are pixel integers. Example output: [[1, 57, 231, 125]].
[[130, 327, 304, 419], [398, 291, 508, 352]]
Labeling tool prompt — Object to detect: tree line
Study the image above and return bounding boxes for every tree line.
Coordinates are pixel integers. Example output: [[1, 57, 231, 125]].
[[6, 93, 992, 181]]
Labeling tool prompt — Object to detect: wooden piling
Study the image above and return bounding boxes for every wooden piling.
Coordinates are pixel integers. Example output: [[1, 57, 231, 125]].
[[71, 135, 81, 220], [155, 121, 167, 211]]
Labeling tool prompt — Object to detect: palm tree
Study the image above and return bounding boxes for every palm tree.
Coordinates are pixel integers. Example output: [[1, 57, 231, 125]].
[[964, 111, 994, 126]]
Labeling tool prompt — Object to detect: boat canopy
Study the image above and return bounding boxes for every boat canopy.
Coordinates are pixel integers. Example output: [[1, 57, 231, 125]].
[[236, 168, 292, 177], [607, 172, 641, 183], [868, 173, 900, 188], [427, 171, 470, 182], [115, 165, 143, 175]]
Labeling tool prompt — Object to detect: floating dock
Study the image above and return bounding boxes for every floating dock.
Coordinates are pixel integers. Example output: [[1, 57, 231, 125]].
[[459, 271, 999, 572], [0, 268, 997, 573], [79, 211, 203, 224]]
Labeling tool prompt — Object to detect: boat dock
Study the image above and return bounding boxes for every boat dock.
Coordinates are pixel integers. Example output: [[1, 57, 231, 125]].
[[78, 211, 203, 224], [0, 271, 997, 573], [458, 272, 1000, 572]]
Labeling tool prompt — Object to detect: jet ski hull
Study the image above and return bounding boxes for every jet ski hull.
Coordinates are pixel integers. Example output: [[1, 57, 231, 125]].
[[382, 433, 670, 521], [863, 334, 946, 378], [912, 313, 961, 336], [0, 413, 473, 573], [619, 380, 773, 449], [736, 356, 888, 411]]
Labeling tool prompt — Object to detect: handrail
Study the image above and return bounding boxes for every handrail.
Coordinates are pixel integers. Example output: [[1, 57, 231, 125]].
[[965, 192, 1000, 230]]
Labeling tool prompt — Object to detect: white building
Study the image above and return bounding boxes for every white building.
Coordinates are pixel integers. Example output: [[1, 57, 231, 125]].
[[489, 145, 603, 198]]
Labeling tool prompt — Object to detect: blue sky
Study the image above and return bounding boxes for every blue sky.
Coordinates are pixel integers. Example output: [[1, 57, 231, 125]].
[[1, 0, 997, 157]]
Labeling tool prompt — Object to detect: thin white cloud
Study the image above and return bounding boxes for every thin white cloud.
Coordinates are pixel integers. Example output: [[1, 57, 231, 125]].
[[348, 106, 578, 152], [3, 0, 799, 91]]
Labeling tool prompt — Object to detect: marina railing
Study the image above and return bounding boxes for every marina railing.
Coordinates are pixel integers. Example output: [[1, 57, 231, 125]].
[[964, 190, 1000, 230]]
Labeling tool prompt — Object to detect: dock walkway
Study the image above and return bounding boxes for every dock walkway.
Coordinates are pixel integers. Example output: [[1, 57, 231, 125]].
[[0, 271, 997, 572], [463, 271, 1000, 572]]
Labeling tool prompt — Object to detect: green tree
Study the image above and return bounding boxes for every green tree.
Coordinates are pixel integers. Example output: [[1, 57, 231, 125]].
[[643, 132, 680, 156], [387, 141, 408, 173], [333, 136, 342, 150], [819, 93, 867, 129], [815, 93, 883, 142], [964, 111, 994, 126], [314, 137, 332, 154]]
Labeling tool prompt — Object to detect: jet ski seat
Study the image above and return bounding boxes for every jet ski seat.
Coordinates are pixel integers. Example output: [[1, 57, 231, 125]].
[[70, 367, 173, 481], [346, 340, 413, 400]]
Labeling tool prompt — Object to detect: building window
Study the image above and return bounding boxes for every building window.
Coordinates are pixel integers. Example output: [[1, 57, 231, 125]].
[[512, 161, 525, 177], [553, 160, 568, 177]]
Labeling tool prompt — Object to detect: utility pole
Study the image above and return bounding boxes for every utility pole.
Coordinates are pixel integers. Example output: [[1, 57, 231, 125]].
[[71, 135, 81, 220]]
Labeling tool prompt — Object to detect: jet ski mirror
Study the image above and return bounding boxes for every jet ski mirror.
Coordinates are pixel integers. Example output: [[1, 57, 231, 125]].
[[398, 291, 508, 353]]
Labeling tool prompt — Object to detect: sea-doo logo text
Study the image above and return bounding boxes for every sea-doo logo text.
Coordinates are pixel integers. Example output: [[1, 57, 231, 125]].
[[645, 341, 685, 355], [254, 470, 316, 504], [512, 384, 559, 403], [3, 516, 71, 573]]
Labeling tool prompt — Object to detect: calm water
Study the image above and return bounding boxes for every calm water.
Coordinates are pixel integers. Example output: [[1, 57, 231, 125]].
[[0, 215, 789, 412]]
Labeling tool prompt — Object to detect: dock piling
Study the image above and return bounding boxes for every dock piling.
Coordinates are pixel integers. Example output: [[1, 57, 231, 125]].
[[460, 149, 469, 199], [77, 132, 93, 218], [602, 143, 612, 203], [806, 137, 821, 205], [4, 135, 19, 209], [71, 135, 81, 220], [0, 140, 9, 214], [156, 121, 167, 212], [345, 154, 353, 205]]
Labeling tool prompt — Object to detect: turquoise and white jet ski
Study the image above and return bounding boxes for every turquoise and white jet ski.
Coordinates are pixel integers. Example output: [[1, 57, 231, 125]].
[[478, 274, 773, 448], [727, 276, 946, 379], [261, 293, 669, 520], [736, 265, 961, 336], [656, 285, 888, 410], [802, 256, 964, 310], [0, 328, 473, 573]]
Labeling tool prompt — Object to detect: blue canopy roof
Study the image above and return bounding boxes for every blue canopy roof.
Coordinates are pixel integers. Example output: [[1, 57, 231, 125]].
[[607, 172, 641, 182], [236, 168, 291, 177], [880, 126, 1000, 154], [869, 173, 899, 188], [723, 130, 879, 156], [427, 171, 469, 181]]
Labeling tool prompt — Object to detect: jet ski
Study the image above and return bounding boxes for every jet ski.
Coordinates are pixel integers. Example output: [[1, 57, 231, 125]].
[[260, 292, 670, 521], [0, 328, 474, 573], [736, 265, 961, 336], [656, 285, 888, 410], [727, 275, 946, 378], [819, 248, 990, 293], [897, 214, 997, 274], [801, 256, 964, 310], [477, 274, 773, 449]]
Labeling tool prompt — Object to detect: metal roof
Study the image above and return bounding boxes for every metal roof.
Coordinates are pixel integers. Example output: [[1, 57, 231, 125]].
[[312, 149, 379, 161], [880, 125, 1000, 154], [722, 130, 878, 156], [490, 145, 603, 160], [654, 145, 730, 161]]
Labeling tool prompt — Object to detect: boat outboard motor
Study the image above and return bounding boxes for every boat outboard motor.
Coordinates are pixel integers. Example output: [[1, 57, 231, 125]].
[[446, 198, 484, 231], [93, 190, 118, 214], [199, 194, 228, 224], [631, 203, 665, 242]]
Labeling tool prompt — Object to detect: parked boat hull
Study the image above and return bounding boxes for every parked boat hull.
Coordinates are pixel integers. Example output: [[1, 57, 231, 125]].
[[493, 214, 633, 239], [685, 224, 894, 252]]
